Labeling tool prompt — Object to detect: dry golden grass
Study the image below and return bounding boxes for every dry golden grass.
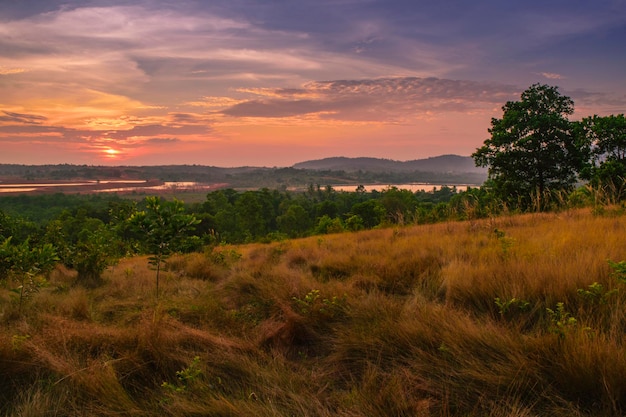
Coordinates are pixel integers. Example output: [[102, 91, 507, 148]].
[[1, 207, 626, 416]]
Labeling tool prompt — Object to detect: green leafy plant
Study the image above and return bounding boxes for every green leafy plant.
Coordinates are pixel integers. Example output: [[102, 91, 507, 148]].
[[293, 289, 348, 320], [162, 356, 203, 394], [546, 302, 578, 337], [293, 289, 321, 315], [577, 282, 617, 305], [494, 297, 530, 319], [609, 260, 626, 284]]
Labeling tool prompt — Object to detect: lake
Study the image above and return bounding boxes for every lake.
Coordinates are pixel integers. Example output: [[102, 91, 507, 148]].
[[332, 183, 474, 192]]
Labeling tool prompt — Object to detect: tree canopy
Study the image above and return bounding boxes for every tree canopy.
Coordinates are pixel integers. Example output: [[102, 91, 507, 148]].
[[473, 84, 584, 210], [577, 114, 626, 200]]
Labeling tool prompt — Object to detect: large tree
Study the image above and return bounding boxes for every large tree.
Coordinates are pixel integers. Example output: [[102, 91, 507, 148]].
[[473, 84, 584, 210]]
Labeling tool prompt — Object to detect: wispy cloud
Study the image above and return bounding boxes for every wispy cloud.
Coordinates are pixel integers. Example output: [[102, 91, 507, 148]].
[[221, 77, 520, 121], [0, 67, 28, 75], [0, 111, 48, 125], [145, 137, 182, 145], [539, 72, 564, 80]]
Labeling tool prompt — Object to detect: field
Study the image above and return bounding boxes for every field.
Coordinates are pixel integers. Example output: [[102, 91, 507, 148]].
[[2, 207, 626, 416]]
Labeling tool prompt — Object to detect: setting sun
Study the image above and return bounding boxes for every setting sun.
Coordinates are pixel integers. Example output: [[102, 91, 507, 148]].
[[104, 148, 120, 158]]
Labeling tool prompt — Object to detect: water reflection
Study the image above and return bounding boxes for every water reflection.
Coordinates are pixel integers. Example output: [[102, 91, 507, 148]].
[[0, 180, 476, 195], [0, 180, 152, 194], [332, 184, 472, 192], [96, 182, 220, 193]]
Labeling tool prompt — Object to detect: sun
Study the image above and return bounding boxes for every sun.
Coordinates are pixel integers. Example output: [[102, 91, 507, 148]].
[[103, 148, 121, 158]]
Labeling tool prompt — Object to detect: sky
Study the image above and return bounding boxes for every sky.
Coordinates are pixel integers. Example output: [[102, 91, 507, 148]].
[[1, 0, 625, 167]]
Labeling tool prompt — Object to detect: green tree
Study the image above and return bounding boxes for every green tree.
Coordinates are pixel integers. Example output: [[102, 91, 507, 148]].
[[1, 237, 58, 313], [577, 114, 626, 200], [380, 187, 417, 224], [315, 215, 344, 234], [473, 84, 583, 210], [234, 191, 266, 241], [129, 197, 199, 299], [349, 200, 385, 228], [42, 211, 122, 283], [277, 204, 311, 237], [73, 225, 118, 288]]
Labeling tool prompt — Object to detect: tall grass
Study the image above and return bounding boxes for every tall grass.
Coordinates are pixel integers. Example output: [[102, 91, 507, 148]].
[[1, 207, 626, 415]]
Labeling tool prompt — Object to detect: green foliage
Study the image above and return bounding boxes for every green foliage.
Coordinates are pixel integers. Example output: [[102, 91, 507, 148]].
[[129, 197, 200, 298], [349, 199, 385, 228], [1, 237, 58, 313], [276, 203, 311, 237], [73, 225, 118, 287], [473, 84, 584, 210], [293, 289, 348, 320], [380, 186, 418, 224], [162, 356, 203, 394], [344, 214, 364, 231], [315, 215, 344, 234], [577, 282, 617, 305], [577, 114, 626, 201], [608, 260, 626, 284], [494, 297, 530, 319], [546, 302, 578, 337]]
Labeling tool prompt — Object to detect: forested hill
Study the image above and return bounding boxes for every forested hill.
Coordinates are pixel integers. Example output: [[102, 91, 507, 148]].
[[292, 154, 486, 173]]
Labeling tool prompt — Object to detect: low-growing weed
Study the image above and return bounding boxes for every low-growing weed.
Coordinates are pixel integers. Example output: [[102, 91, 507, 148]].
[[293, 289, 348, 320], [11, 334, 30, 351], [577, 282, 617, 306], [494, 297, 530, 319], [546, 302, 578, 337], [208, 247, 242, 267], [609, 260, 626, 284], [162, 356, 203, 394], [493, 228, 515, 256]]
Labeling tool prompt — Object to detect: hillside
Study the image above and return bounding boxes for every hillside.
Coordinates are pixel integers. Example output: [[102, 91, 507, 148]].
[[292, 154, 487, 173], [2, 207, 626, 416]]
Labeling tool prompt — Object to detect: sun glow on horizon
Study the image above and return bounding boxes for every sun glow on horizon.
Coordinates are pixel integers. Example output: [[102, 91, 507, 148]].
[[103, 148, 121, 158]]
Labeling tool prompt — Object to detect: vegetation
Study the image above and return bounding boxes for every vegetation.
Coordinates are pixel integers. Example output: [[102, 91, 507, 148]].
[[474, 84, 625, 211], [128, 197, 200, 299], [473, 84, 582, 210], [577, 114, 626, 202], [1, 208, 626, 416], [0, 185, 470, 246]]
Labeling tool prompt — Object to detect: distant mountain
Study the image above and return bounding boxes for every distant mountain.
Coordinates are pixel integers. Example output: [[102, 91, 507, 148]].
[[293, 154, 486, 174]]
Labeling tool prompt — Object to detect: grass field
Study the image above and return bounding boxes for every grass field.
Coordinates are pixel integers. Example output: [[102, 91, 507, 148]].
[[2, 207, 626, 416]]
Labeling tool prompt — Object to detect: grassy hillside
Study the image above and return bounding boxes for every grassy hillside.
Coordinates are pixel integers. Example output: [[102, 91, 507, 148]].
[[2, 207, 626, 416]]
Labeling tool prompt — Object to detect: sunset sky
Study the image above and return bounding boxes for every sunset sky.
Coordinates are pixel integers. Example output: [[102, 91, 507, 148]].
[[1, 0, 625, 167]]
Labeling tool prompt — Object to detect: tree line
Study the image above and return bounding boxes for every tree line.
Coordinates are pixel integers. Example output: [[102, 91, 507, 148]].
[[0, 185, 469, 290]]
